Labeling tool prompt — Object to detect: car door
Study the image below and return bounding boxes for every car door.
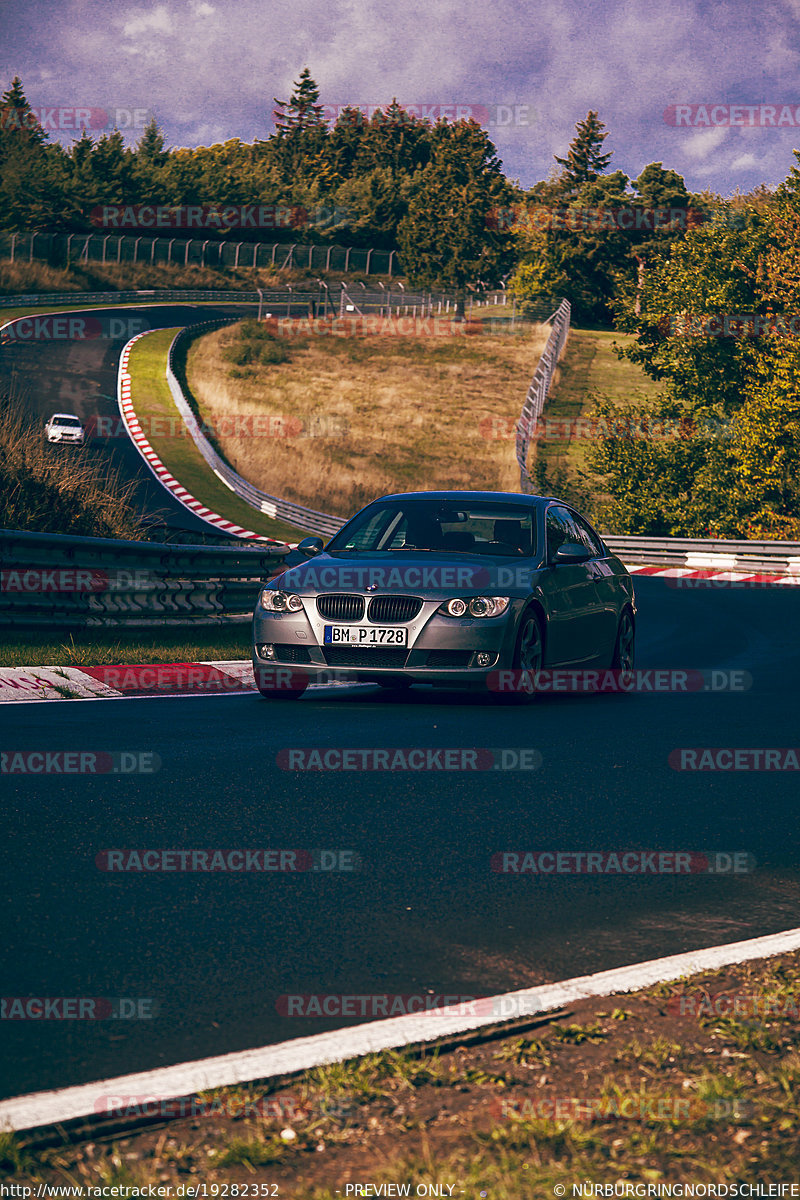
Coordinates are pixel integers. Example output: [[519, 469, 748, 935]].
[[570, 510, 621, 658], [539, 504, 603, 664]]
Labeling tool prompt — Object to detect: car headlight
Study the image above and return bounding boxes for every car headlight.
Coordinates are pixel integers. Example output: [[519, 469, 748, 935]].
[[259, 588, 304, 613], [439, 596, 511, 618]]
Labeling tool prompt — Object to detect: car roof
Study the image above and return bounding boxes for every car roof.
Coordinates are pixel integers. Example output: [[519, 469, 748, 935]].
[[49, 412, 82, 421], [362, 490, 565, 509]]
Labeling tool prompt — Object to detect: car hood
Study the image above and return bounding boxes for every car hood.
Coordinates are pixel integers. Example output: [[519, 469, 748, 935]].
[[275, 551, 543, 596]]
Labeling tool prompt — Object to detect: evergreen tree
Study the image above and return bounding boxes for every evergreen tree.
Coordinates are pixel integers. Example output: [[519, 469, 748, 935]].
[[398, 121, 516, 313], [0, 77, 47, 149], [554, 111, 612, 195], [270, 68, 329, 182]]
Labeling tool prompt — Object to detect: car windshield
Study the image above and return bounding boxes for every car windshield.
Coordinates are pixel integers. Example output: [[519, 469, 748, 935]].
[[53, 416, 81, 427], [327, 500, 536, 557]]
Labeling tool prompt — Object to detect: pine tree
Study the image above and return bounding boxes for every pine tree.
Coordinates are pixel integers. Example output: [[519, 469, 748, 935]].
[[554, 111, 612, 194], [0, 77, 47, 149], [273, 68, 325, 135], [136, 118, 168, 168], [270, 68, 328, 184]]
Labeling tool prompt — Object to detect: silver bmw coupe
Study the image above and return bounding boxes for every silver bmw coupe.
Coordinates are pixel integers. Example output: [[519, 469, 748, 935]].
[[252, 490, 636, 698]]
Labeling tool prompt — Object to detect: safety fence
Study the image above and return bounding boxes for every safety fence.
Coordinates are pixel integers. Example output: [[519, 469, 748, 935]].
[[0, 229, 400, 277], [0, 283, 519, 316], [516, 298, 572, 491], [0, 528, 289, 631]]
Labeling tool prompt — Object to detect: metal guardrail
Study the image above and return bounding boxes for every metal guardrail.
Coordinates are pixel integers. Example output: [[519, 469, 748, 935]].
[[603, 535, 800, 573], [516, 299, 571, 491], [0, 289, 262, 309], [0, 528, 290, 630], [0, 284, 514, 314], [166, 323, 348, 539]]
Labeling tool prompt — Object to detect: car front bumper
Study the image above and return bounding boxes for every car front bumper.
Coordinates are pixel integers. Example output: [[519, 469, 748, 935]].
[[252, 597, 523, 690]]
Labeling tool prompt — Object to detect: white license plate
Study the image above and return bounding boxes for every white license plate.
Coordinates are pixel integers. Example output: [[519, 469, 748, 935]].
[[324, 625, 408, 646]]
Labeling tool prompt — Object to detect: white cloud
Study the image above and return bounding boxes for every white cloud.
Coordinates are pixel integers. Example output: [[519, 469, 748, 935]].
[[121, 5, 174, 38], [683, 126, 729, 159], [730, 153, 759, 169]]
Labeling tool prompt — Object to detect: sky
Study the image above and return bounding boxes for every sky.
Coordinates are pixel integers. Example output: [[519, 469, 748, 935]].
[[4, 0, 800, 197]]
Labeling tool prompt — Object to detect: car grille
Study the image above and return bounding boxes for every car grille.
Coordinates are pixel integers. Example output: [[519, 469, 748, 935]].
[[323, 647, 409, 669], [317, 594, 365, 622], [273, 644, 312, 663], [367, 595, 423, 623], [425, 650, 472, 668]]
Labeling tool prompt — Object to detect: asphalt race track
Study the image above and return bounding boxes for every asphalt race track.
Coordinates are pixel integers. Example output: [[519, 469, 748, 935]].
[[0, 303, 263, 535], [2, 578, 800, 1098], [1, 305, 799, 1101]]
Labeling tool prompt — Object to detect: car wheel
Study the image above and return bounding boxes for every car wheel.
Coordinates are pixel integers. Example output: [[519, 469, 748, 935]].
[[506, 610, 544, 702], [611, 609, 635, 671]]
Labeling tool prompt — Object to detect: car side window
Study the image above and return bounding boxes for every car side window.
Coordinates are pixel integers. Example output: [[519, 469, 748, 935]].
[[571, 512, 605, 558], [546, 506, 580, 561]]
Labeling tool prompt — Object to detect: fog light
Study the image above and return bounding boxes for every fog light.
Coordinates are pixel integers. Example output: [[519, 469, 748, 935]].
[[476, 652, 494, 667], [259, 644, 276, 660]]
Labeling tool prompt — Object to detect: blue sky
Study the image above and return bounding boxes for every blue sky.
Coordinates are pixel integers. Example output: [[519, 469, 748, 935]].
[[4, 0, 800, 197]]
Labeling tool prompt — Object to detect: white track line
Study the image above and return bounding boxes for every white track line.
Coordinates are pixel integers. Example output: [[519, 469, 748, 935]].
[[3, 925, 800, 1133]]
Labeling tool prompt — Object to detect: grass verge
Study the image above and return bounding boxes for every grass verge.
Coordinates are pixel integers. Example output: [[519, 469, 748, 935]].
[[0, 628, 251, 668], [126, 329, 311, 543], [531, 328, 665, 512], [4, 950, 800, 1194], [184, 318, 550, 517]]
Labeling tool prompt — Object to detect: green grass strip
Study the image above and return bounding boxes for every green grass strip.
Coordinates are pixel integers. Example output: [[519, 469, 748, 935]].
[[534, 327, 664, 485], [127, 329, 312, 543], [0, 627, 252, 668]]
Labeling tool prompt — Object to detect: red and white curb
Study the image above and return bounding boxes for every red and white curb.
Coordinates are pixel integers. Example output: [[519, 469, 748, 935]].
[[118, 332, 275, 543], [0, 660, 256, 704], [2, 925, 799, 1134], [0, 661, 354, 704], [627, 563, 800, 585]]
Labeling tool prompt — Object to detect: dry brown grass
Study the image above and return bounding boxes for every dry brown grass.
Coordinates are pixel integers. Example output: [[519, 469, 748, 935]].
[[185, 320, 550, 516], [0, 397, 142, 538]]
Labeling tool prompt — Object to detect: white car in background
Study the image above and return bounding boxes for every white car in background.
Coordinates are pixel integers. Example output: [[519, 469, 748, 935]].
[[44, 413, 85, 445]]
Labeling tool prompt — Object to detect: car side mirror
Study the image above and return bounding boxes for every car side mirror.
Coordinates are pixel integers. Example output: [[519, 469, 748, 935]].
[[297, 536, 324, 557], [554, 541, 591, 565]]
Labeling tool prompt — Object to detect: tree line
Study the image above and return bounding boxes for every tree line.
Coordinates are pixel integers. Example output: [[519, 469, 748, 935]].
[[3, 71, 799, 539]]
